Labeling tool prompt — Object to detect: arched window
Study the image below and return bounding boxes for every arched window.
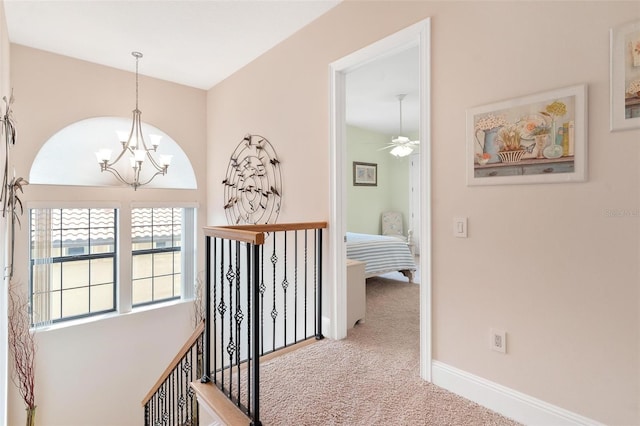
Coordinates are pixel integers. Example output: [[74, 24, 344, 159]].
[[29, 117, 197, 189]]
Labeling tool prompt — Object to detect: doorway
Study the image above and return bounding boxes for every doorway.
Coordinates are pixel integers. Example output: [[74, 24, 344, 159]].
[[329, 19, 432, 380]]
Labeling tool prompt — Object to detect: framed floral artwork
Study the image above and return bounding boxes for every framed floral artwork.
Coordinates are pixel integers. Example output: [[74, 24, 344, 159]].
[[353, 161, 377, 186], [466, 84, 587, 186], [610, 20, 640, 131]]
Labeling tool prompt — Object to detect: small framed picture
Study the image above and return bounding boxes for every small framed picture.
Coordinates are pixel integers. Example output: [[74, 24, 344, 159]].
[[353, 161, 377, 186], [610, 20, 640, 131]]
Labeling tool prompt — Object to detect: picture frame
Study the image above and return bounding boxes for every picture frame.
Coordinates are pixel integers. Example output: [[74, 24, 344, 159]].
[[353, 161, 377, 186], [610, 20, 640, 131], [467, 84, 587, 186]]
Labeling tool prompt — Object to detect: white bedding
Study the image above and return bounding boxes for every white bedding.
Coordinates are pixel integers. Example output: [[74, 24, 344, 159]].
[[346, 232, 416, 280]]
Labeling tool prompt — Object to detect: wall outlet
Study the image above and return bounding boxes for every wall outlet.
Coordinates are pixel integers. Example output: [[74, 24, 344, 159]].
[[490, 328, 506, 354]]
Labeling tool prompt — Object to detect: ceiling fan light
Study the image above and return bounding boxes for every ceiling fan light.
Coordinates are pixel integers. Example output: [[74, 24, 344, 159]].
[[387, 94, 419, 157], [390, 145, 414, 157]]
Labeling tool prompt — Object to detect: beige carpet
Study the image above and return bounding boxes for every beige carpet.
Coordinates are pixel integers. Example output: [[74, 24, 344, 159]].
[[257, 276, 521, 425]]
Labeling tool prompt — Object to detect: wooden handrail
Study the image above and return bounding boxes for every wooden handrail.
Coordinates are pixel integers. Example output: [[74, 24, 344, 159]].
[[141, 320, 205, 406], [203, 221, 328, 245]]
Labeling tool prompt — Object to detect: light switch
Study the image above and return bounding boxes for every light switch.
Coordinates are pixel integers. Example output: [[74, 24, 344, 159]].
[[453, 217, 467, 238]]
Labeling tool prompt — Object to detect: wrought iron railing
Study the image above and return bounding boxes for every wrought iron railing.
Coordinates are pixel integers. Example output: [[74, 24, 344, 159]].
[[142, 321, 204, 426], [201, 222, 327, 426]]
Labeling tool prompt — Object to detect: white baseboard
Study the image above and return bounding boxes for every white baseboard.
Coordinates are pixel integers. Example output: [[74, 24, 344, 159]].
[[322, 315, 331, 338], [431, 361, 605, 426]]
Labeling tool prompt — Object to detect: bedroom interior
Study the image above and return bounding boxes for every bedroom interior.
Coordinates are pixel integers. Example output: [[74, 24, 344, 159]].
[[344, 44, 421, 334], [345, 44, 421, 280], [345, 45, 419, 238]]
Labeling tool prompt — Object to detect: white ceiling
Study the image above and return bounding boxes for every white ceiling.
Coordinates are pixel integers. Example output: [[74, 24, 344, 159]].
[[346, 46, 419, 135], [4, 0, 341, 90], [4, 0, 419, 135]]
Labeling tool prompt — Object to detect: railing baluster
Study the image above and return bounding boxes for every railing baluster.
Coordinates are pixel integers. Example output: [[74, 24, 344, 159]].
[[294, 230, 298, 343], [227, 239, 233, 398], [211, 237, 217, 384], [304, 229, 308, 337], [163, 382, 168, 425], [176, 361, 180, 424], [270, 233, 277, 352], [316, 228, 324, 340], [221, 240, 226, 392], [282, 231, 287, 346], [235, 240, 242, 408], [180, 357, 185, 424], [246, 242, 252, 419], [219, 239, 226, 390], [252, 242, 261, 426], [170, 370, 175, 426], [259, 245, 265, 355]]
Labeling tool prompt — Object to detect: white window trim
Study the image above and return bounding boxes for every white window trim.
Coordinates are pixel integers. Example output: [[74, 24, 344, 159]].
[[26, 201, 198, 329]]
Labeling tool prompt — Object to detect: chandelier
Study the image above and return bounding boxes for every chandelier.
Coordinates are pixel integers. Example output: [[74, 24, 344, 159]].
[[95, 51, 171, 190], [380, 94, 419, 158]]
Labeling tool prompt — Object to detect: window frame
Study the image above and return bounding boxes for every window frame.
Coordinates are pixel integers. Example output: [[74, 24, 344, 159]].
[[29, 207, 118, 325], [27, 201, 198, 327], [131, 207, 184, 307]]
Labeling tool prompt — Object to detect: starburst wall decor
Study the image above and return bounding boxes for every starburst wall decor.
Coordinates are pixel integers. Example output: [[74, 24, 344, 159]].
[[222, 134, 282, 225]]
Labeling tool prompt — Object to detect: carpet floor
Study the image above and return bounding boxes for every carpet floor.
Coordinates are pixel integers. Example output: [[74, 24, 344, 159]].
[[257, 276, 521, 425]]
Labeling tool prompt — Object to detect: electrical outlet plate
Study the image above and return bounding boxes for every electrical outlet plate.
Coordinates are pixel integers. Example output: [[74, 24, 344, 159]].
[[490, 328, 506, 354]]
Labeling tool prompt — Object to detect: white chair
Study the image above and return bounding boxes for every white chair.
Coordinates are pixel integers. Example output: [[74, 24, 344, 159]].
[[381, 211, 414, 255], [381, 211, 406, 241]]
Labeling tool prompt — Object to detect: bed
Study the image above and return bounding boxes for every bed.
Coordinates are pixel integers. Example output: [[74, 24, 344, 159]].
[[346, 232, 416, 282]]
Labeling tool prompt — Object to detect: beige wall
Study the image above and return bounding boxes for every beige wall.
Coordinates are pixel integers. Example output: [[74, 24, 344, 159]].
[[8, 45, 207, 425], [206, 2, 640, 424]]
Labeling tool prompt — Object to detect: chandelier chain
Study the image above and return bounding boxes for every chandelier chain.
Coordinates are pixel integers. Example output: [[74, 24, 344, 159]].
[[133, 51, 142, 112]]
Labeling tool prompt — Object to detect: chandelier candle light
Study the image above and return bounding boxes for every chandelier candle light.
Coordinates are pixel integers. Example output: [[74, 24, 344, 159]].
[[95, 51, 172, 190]]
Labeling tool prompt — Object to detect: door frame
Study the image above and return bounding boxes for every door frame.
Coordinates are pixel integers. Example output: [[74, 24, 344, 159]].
[[328, 18, 432, 380]]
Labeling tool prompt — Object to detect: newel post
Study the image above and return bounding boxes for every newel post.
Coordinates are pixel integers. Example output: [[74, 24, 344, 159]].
[[202, 235, 212, 383]]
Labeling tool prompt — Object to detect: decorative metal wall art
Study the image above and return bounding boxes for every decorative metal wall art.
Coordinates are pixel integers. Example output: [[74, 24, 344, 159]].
[[223, 134, 282, 225], [1, 91, 28, 279], [2, 91, 17, 210]]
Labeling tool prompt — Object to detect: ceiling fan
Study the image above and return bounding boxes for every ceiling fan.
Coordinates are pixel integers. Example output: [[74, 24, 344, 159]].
[[380, 94, 419, 157]]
